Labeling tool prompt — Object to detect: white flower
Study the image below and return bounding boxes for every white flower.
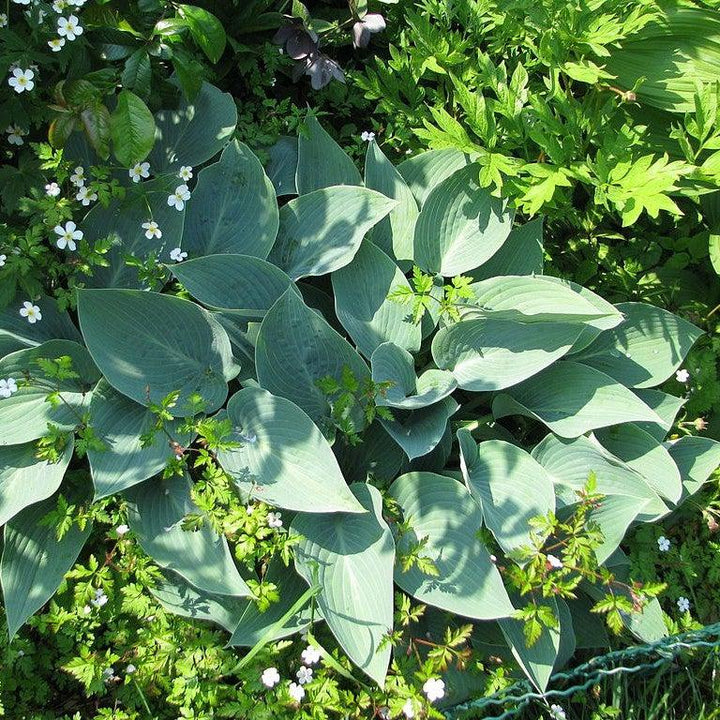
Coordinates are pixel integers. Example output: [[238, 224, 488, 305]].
[[657, 536, 670, 552], [288, 681, 305, 702], [76, 185, 97, 206], [167, 184, 191, 211], [0, 378, 18, 398], [129, 161, 150, 183], [126, 664, 136, 674], [70, 0, 86, 6], [45, 182, 61, 197], [0, 254, 6, 267], [676, 368, 690, 383], [361, 130, 375, 142], [6, 125, 25, 145], [116, 524, 129, 535], [52, 0, 69, 12], [402, 699, 415, 719], [261, 667, 280, 688], [48, 37, 66, 52], [178, 165, 193, 181], [70, 166, 85, 186], [296, 666, 313, 685], [102, 667, 115, 682], [82, 605, 91, 614], [246, 505, 255, 515], [550, 704, 566, 720], [57, 15, 83, 41], [8, 68, 34, 93], [54, 220, 82, 251], [91, 588, 108, 607], [547, 554, 563, 569], [142, 220, 162, 240], [301, 645, 321, 665], [267, 511, 283, 528], [12, 0, 31, 5], [0, 13, 8, 27], [169, 247, 187, 262], [423, 677, 445, 703], [677, 596, 690, 612], [19, 301, 42, 324]]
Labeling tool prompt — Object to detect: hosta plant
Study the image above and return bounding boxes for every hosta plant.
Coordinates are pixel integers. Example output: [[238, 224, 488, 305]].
[[1, 82, 719, 704]]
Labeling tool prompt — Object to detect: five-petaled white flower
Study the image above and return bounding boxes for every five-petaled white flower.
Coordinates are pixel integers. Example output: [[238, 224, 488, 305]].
[[45, 182, 61, 197], [91, 588, 108, 607], [70, 166, 85, 186], [167, 184, 191, 211], [301, 645, 321, 665], [8, 68, 34, 93], [676, 368, 690, 383], [169, 247, 187, 262], [267, 511, 283, 528], [48, 37, 66, 52], [116, 524, 129, 535], [423, 677, 445, 703], [657, 536, 670, 552], [288, 682, 305, 702], [550, 704, 566, 720], [0, 254, 6, 267], [547, 554, 563, 569], [0, 378, 18, 399], [52, 0, 69, 12], [19, 301, 42, 324], [402, 699, 415, 719], [361, 130, 375, 142], [101, 667, 115, 682], [57, 15, 83, 41], [0, 13, 8, 28], [178, 165, 193, 181], [677, 596, 690, 612], [76, 185, 97, 206], [261, 667, 280, 688], [296, 666, 313, 685], [6, 125, 25, 145], [142, 220, 162, 240], [12, 0, 31, 4], [126, 664, 136, 674], [129, 161, 150, 183], [55, 221, 82, 251]]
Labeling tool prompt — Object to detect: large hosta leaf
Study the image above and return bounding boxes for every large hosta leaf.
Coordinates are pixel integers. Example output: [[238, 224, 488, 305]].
[[667, 436, 720, 500], [292, 484, 395, 686], [572, 302, 703, 388], [332, 241, 421, 358], [633, 389, 686, 441], [397, 148, 471, 207], [78, 289, 236, 416], [432, 318, 581, 392], [492, 361, 662, 438], [126, 474, 251, 597], [413, 164, 514, 276], [471, 218, 544, 280], [388, 472, 514, 620], [182, 140, 278, 257], [88, 380, 196, 500], [216, 387, 364, 514], [457, 432, 555, 556], [267, 186, 397, 280], [266, 135, 297, 196]]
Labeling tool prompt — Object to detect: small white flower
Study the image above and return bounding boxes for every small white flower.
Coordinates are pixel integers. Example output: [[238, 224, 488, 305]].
[[676, 368, 690, 383], [12, 0, 31, 5], [52, 0, 69, 12], [6, 125, 25, 145], [267, 511, 283, 528], [261, 667, 280, 688], [19, 301, 42, 324], [82, 605, 91, 614], [167, 184, 191, 211], [70, 166, 85, 186], [169, 247, 187, 262], [101, 667, 115, 682], [677, 596, 690, 613], [141, 220, 162, 240], [116, 524, 129, 535], [423, 677, 445, 703], [288, 681, 305, 702], [91, 588, 108, 607], [301, 645, 321, 665], [54, 220, 82, 251], [129, 161, 150, 183], [125, 664, 136, 674], [45, 182, 61, 197], [57, 14, 83, 41], [76, 185, 97, 206], [246, 505, 255, 515], [0, 378, 18, 399], [178, 165, 193, 181], [547, 554, 563, 569], [70, 0, 86, 6], [0, 254, 6, 267], [361, 130, 375, 142], [296, 666, 313, 685], [550, 704, 566, 720], [657, 536, 670, 552], [48, 37, 66, 52], [0, 13, 8, 27], [8, 68, 34, 93], [16, 650, 24, 657], [402, 699, 415, 719]]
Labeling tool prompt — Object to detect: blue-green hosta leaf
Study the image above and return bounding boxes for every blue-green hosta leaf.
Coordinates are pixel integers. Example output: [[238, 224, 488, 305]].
[[182, 140, 278, 257], [332, 241, 421, 358], [364, 141, 419, 260], [335, 421, 406, 484], [470, 218, 544, 280], [77, 289, 237, 417], [492, 361, 663, 438], [255, 289, 370, 427], [126, 474, 251, 597], [0, 340, 98, 445], [149, 81, 237, 172], [266, 135, 297, 196], [632, 389, 686, 441], [1, 483, 92, 640], [0, 439, 73, 526], [413, 164, 514, 276], [571, 302, 703, 388], [380, 397, 459, 461], [371, 342, 457, 410], [296, 114, 362, 194], [88, 379, 196, 500], [432, 318, 581, 392], [397, 148, 471, 207], [217, 387, 364, 514], [667, 436, 720, 501], [595, 424, 682, 503], [267, 186, 397, 281], [388, 472, 514, 621], [292, 484, 395, 686], [457, 432, 555, 556]]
